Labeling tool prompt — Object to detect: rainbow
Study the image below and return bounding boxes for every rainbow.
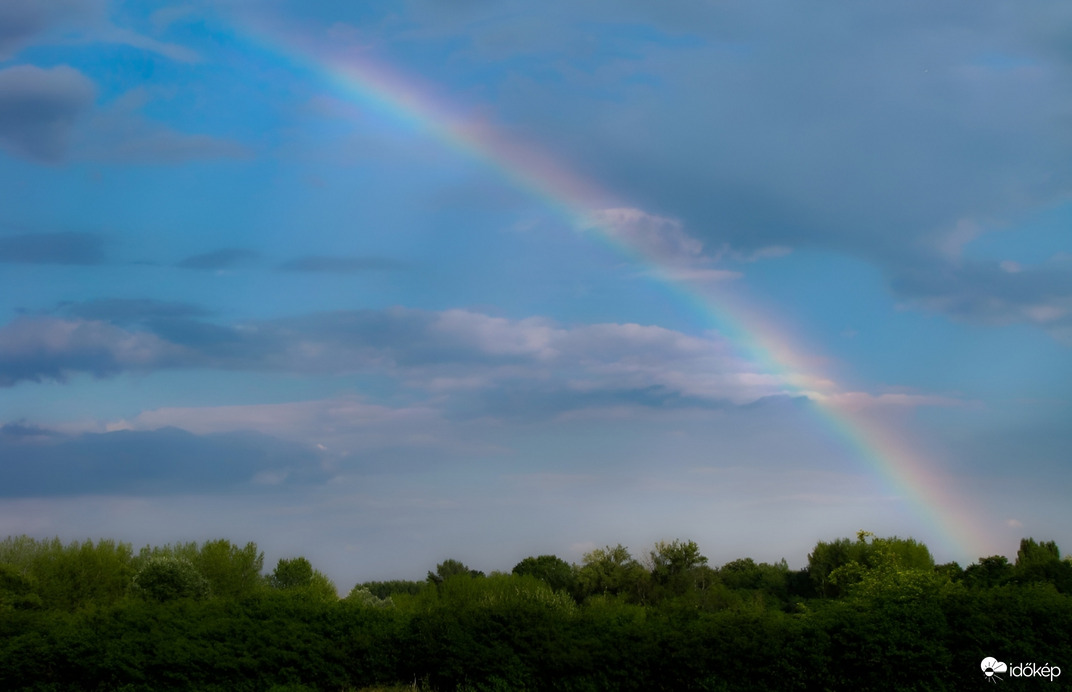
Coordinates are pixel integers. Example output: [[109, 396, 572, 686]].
[[235, 18, 991, 562]]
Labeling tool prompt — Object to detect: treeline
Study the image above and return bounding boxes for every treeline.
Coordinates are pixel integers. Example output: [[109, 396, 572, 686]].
[[1, 531, 1070, 691]]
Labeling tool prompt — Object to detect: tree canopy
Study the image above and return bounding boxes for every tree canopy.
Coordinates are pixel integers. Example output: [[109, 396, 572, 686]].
[[1, 530, 1069, 691]]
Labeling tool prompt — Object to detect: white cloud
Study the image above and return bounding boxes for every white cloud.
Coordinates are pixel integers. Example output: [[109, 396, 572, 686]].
[[1024, 304, 1067, 323], [590, 207, 704, 261], [585, 208, 790, 284], [431, 310, 561, 358], [932, 219, 984, 261], [0, 317, 186, 386]]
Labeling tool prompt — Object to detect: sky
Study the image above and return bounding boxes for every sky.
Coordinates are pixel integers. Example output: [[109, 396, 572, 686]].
[[0, 0, 1070, 590]]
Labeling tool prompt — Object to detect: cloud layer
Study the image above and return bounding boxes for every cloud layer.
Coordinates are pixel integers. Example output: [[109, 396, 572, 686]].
[[0, 424, 327, 496], [1, 304, 962, 427]]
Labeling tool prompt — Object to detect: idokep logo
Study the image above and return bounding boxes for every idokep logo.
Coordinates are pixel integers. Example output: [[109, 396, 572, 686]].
[[981, 657, 1007, 682], [981, 656, 1062, 683]]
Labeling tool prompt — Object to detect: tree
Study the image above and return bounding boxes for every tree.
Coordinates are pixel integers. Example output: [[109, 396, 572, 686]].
[[1013, 538, 1072, 592], [0, 535, 42, 570], [577, 545, 649, 602], [512, 555, 577, 594], [358, 579, 426, 599], [427, 559, 484, 587], [360, 578, 426, 599], [934, 561, 963, 581], [24, 537, 136, 610], [268, 557, 337, 601], [269, 556, 315, 590], [962, 556, 1013, 589], [132, 556, 210, 602], [650, 540, 707, 581], [345, 585, 393, 608], [647, 540, 709, 601], [194, 539, 265, 600], [808, 531, 934, 598], [0, 564, 41, 610], [808, 536, 868, 597], [1016, 538, 1061, 566]]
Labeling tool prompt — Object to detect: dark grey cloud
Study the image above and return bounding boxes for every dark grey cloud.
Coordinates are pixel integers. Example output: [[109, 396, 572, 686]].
[[177, 248, 259, 270], [277, 255, 408, 273], [0, 65, 96, 162], [0, 231, 105, 264], [378, 0, 1072, 333], [0, 1, 99, 59], [0, 6, 50, 59], [0, 309, 494, 387], [0, 425, 328, 497], [0, 421, 59, 440], [573, 18, 1071, 261], [59, 298, 210, 323], [890, 257, 1072, 342]]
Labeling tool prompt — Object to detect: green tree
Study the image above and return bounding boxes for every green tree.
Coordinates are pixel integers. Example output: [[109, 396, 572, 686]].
[[934, 561, 963, 581], [1013, 538, 1072, 592], [718, 558, 791, 607], [647, 539, 709, 601], [268, 557, 337, 601], [808, 536, 867, 597], [132, 556, 210, 602], [808, 531, 934, 598], [0, 535, 41, 569], [650, 539, 707, 581], [0, 564, 41, 610], [427, 559, 484, 587], [25, 537, 136, 610], [831, 547, 947, 602], [358, 579, 425, 599], [512, 554, 577, 594], [963, 555, 1012, 589], [345, 585, 393, 608], [269, 556, 315, 589], [577, 544, 649, 602], [195, 539, 265, 599]]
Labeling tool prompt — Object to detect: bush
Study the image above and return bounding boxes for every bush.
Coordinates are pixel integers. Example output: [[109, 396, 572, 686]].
[[132, 557, 210, 603]]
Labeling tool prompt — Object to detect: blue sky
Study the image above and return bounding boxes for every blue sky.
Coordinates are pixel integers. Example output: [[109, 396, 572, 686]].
[[1, 0, 1070, 588]]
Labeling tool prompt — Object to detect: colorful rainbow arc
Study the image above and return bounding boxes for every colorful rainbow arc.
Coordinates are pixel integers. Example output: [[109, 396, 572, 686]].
[[236, 21, 990, 562]]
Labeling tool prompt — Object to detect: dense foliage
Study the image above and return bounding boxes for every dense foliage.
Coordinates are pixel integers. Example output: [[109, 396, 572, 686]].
[[1, 531, 1070, 691]]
